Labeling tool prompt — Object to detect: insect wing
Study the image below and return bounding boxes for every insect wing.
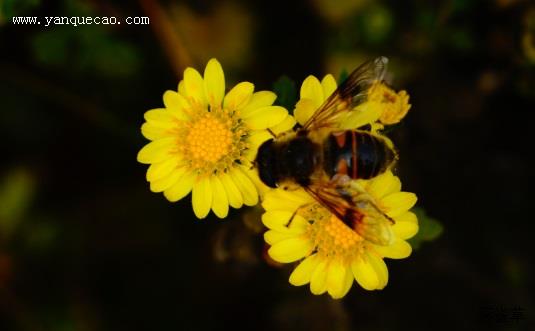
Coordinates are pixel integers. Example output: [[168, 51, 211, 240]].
[[304, 183, 394, 246], [303, 184, 354, 222], [352, 199, 394, 246], [302, 57, 388, 132]]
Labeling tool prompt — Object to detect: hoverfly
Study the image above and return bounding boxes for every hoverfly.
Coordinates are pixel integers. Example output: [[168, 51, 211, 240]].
[[255, 57, 400, 246]]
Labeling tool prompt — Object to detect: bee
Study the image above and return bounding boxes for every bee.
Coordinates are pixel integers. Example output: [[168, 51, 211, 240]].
[[255, 57, 400, 246]]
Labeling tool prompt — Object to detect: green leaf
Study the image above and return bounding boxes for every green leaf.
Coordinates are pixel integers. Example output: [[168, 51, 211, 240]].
[[408, 207, 443, 250], [273, 75, 297, 113]]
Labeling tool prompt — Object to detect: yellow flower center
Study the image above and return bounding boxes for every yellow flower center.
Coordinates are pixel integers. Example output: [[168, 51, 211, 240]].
[[323, 216, 362, 250], [178, 105, 248, 175], [303, 207, 364, 262], [186, 115, 232, 163]]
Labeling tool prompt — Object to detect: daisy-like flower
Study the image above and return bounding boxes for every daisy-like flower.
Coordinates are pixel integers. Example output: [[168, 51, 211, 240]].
[[137, 59, 293, 219], [262, 171, 418, 299], [259, 72, 417, 299], [368, 81, 411, 125]]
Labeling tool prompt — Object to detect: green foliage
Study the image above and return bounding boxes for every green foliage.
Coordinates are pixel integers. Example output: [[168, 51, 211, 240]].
[[360, 4, 394, 45], [31, 29, 70, 65], [273, 75, 297, 113], [409, 207, 443, 250], [0, 169, 35, 240], [0, 0, 40, 23], [22, 218, 59, 254], [31, 25, 140, 78], [29, 0, 140, 78], [444, 27, 475, 52]]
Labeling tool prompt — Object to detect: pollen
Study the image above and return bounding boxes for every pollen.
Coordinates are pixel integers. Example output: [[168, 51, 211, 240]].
[[186, 115, 233, 163], [306, 210, 364, 260], [178, 106, 248, 175]]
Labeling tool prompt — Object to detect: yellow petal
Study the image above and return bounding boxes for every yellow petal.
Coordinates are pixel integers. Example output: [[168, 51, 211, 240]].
[[300, 75, 324, 110], [270, 115, 296, 135], [367, 171, 401, 199], [144, 108, 172, 123], [241, 91, 277, 117], [294, 98, 316, 126], [243, 106, 287, 130], [288, 215, 310, 232], [163, 171, 195, 202], [178, 80, 186, 95], [383, 192, 418, 218], [203, 58, 225, 107], [248, 131, 272, 150], [339, 268, 354, 298], [392, 211, 419, 240], [224, 82, 254, 110], [366, 252, 389, 289], [351, 254, 381, 291], [262, 196, 302, 213], [264, 218, 308, 245], [229, 168, 258, 206], [339, 102, 382, 130], [309, 260, 328, 295], [143, 108, 185, 133], [183, 67, 207, 106], [264, 230, 295, 245], [289, 254, 320, 286], [192, 177, 212, 219], [163, 91, 190, 114], [268, 236, 312, 263], [374, 239, 412, 259], [150, 166, 187, 193], [141, 122, 173, 141], [262, 210, 297, 230], [326, 259, 348, 299], [219, 172, 243, 208], [321, 74, 337, 98], [262, 189, 310, 212], [137, 137, 177, 164], [210, 176, 229, 218], [239, 165, 270, 198], [273, 187, 312, 201], [146, 157, 180, 182]]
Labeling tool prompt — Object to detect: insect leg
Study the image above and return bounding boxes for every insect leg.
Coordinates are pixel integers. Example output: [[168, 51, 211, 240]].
[[349, 181, 396, 224], [286, 202, 315, 227], [267, 128, 277, 138]]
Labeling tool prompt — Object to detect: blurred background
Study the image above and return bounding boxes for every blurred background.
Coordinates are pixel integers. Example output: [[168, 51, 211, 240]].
[[1, 0, 534, 330]]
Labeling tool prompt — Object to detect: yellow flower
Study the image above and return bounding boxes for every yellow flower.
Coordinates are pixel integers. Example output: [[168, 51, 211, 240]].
[[137, 59, 292, 219], [262, 171, 418, 299], [293, 73, 411, 130], [368, 81, 411, 125], [259, 72, 417, 299]]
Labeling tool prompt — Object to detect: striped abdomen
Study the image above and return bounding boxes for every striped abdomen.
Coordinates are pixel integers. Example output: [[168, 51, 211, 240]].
[[323, 131, 396, 180]]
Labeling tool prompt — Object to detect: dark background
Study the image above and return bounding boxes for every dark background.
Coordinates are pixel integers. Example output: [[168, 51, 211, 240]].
[[1, 0, 534, 330]]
